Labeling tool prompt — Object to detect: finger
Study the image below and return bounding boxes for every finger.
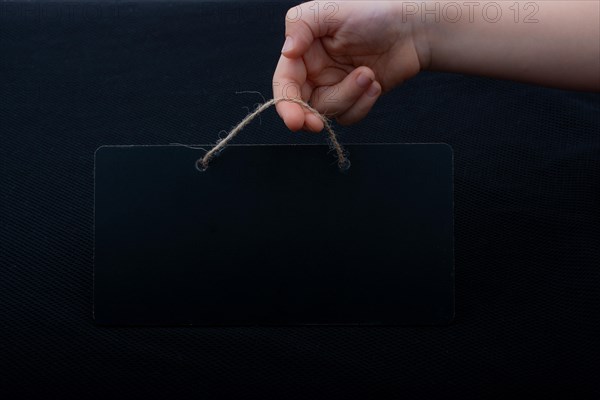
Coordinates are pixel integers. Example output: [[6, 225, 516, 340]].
[[304, 113, 324, 133], [336, 80, 382, 126], [309, 66, 376, 116], [299, 82, 324, 132], [282, 1, 342, 58], [273, 54, 307, 132]]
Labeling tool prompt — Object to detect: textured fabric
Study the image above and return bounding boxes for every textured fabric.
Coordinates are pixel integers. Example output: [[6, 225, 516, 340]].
[[1, 1, 599, 398]]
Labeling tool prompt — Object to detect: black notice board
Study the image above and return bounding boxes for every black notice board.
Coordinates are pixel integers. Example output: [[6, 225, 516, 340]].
[[93, 144, 454, 325]]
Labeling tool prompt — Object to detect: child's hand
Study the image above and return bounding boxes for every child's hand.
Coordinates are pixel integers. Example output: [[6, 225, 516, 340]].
[[273, 1, 599, 133], [272, 1, 426, 132]]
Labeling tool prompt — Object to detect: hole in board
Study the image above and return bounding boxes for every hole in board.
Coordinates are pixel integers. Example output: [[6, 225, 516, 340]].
[[195, 159, 208, 172]]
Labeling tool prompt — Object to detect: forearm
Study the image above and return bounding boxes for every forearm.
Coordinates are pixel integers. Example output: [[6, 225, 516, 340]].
[[408, 1, 600, 91]]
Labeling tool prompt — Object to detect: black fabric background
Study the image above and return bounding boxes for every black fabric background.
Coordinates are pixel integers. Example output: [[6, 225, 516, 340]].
[[1, 1, 599, 398]]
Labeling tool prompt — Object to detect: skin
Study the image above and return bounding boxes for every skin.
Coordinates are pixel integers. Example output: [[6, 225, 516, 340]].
[[272, 1, 600, 133]]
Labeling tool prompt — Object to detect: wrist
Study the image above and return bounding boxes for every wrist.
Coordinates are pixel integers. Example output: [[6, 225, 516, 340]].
[[396, 1, 434, 72]]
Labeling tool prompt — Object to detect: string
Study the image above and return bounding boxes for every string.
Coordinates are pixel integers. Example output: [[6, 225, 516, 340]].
[[198, 98, 349, 171]]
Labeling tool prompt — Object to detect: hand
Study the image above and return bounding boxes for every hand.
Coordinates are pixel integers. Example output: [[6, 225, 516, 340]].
[[272, 1, 427, 132]]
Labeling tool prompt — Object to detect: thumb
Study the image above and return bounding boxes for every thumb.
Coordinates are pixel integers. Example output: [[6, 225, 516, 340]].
[[281, 1, 337, 58]]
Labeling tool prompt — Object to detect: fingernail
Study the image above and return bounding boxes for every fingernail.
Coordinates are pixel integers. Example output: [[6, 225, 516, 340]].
[[281, 36, 294, 53], [356, 73, 372, 89], [367, 82, 380, 97]]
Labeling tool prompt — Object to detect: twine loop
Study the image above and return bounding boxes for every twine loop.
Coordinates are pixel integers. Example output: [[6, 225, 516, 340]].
[[198, 98, 349, 171]]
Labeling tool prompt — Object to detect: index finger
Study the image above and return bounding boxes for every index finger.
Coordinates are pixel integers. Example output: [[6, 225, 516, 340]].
[[273, 53, 324, 132], [273, 2, 341, 132], [273, 53, 305, 132]]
